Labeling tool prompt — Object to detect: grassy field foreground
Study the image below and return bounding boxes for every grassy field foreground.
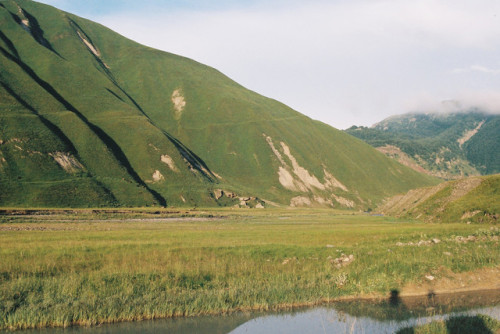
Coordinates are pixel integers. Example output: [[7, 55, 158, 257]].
[[0, 208, 499, 330]]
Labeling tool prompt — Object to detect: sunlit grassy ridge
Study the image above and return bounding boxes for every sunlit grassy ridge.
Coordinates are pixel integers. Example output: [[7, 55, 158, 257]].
[[0, 209, 498, 329], [0, 0, 438, 208], [379, 174, 500, 223]]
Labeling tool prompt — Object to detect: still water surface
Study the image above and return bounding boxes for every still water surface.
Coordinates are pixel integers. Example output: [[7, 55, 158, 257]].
[[11, 289, 500, 334]]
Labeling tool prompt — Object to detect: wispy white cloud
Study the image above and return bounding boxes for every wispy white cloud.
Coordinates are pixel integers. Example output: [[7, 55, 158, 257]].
[[452, 65, 500, 75]]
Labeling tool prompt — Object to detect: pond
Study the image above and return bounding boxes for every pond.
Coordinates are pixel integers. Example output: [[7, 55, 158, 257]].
[[8, 289, 500, 334]]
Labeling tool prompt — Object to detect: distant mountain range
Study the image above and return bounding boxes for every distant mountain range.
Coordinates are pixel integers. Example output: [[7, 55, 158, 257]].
[[0, 0, 438, 208], [345, 111, 500, 179]]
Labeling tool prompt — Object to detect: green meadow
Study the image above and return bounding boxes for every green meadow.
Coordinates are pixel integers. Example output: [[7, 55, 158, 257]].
[[0, 208, 498, 330]]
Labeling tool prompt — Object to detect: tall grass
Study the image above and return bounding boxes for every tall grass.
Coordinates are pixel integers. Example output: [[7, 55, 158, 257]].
[[0, 209, 498, 330]]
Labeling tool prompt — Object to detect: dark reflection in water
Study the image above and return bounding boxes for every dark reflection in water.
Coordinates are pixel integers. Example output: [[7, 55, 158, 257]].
[[6, 289, 500, 334]]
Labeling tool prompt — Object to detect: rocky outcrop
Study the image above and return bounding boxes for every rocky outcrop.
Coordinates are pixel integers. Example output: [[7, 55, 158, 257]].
[[213, 189, 265, 208], [329, 254, 355, 268]]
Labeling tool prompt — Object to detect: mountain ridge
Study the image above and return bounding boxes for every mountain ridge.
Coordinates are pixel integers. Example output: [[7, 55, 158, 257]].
[[346, 110, 500, 179]]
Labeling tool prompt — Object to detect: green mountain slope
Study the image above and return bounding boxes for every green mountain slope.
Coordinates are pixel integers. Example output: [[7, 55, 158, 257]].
[[377, 174, 499, 223], [0, 0, 439, 208], [346, 111, 500, 179]]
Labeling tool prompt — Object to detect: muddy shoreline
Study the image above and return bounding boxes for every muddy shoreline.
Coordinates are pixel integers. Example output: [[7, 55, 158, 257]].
[[3, 283, 498, 332]]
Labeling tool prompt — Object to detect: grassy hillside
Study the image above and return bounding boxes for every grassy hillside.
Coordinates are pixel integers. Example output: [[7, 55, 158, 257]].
[[378, 174, 500, 223], [0, 0, 438, 208], [346, 111, 500, 178]]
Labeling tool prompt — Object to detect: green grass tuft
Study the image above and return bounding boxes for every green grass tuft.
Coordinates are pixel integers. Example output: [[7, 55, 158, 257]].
[[396, 314, 500, 334]]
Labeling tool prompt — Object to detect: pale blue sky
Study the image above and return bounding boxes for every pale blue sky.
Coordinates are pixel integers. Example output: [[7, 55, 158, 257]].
[[35, 0, 291, 16], [36, 0, 500, 129]]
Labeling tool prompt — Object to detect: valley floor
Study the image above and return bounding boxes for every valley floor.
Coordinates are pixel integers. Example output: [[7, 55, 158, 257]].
[[0, 208, 498, 330]]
